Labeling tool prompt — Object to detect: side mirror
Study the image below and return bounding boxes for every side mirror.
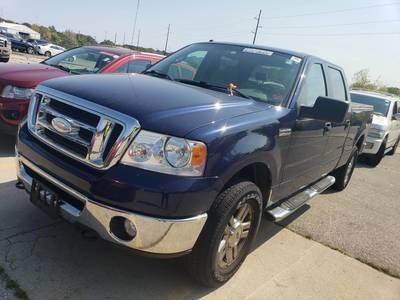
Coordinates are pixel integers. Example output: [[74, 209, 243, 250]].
[[299, 96, 349, 123]]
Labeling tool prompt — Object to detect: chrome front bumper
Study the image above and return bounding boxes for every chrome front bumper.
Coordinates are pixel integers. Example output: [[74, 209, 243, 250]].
[[16, 156, 207, 255]]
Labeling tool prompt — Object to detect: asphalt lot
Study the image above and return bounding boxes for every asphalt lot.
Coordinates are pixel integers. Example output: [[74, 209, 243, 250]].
[[282, 150, 400, 278]]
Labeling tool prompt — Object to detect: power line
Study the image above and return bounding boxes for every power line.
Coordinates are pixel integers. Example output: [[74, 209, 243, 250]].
[[252, 10, 262, 44], [262, 31, 400, 37], [261, 19, 400, 30], [266, 2, 400, 20]]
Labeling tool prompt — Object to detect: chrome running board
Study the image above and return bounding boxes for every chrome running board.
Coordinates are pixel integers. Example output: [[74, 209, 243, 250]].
[[266, 176, 336, 222]]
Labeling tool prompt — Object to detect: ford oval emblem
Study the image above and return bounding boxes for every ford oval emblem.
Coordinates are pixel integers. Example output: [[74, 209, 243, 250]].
[[51, 117, 72, 134]]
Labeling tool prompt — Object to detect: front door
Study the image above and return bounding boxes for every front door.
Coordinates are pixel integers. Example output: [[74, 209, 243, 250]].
[[387, 101, 400, 148], [276, 62, 330, 200]]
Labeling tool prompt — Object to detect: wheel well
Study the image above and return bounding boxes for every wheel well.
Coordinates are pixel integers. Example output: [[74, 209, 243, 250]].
[[224, 163, 271, 207], [356, 135, 364, 151]]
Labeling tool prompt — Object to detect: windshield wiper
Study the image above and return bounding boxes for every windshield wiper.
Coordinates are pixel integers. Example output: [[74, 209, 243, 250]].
[[143, 70, 173, 80], [175, 79, 253, 100], [47, 64, 79, 74]]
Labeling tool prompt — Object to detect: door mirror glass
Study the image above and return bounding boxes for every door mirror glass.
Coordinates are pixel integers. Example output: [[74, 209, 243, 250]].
[[299, 96, 349, 123]]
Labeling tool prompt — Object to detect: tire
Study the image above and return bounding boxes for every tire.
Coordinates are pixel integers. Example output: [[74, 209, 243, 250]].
[[45, 51, 51, 57], [27, 47, 34, 54], [365, 140, 386, 167], [185, 181, 263, 287], [0, 57, 9, 63], [332, 148, 358, 191], [387, 137, 399, 155]]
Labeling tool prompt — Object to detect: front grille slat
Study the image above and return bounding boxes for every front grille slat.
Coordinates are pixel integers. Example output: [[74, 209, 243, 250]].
[[27, 92, 140, 169]]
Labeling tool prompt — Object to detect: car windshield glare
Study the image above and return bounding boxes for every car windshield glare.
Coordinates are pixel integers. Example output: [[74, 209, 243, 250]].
[[351, 93, 391, 116], [43, 48, 119, 74], [146, 43, 303, 105]]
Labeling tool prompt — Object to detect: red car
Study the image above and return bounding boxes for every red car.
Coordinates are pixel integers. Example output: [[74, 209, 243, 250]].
[[0, 46, 164, 134]]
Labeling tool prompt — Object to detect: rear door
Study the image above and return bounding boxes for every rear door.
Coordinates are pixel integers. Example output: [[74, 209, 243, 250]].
[[322, 66, 351, 171], [278, 61, 330, 198]]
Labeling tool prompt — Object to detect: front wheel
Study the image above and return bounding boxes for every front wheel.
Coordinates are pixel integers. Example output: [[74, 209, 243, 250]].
[[332, 148, 358, 191], [185, 181, 263, 287], [27, 47, 34, 54], [365, 140, 386, 166], [387, 137, 399, 155], [44, 51, 51, 57]]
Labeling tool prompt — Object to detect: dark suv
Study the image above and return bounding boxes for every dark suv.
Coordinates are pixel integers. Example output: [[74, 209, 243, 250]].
[[2, 33, 35, 54], [16, 42, 372, 286]]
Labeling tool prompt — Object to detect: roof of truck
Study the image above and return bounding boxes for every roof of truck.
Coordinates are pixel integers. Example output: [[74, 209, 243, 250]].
[[350, 90, 400, 102], [205, 41, 341, 66]]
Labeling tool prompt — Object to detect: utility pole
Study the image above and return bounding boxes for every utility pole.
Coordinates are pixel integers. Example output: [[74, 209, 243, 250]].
[[114, 32, 117, 45], [123, 32, 126, 45], [252, 9, 262, 44], [164, 24, 170, 54], [136, 29, 141, 49], [131, 0, 140, 45]]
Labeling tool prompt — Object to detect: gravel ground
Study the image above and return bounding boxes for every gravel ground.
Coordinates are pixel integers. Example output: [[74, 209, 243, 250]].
[[8, 52, 44, 64], [0, 284, 17, 300], [280, 150, 400, 278]]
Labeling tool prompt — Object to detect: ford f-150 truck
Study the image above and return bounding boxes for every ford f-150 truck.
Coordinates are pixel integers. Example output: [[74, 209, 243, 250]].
[[15, 42, 372, 287]]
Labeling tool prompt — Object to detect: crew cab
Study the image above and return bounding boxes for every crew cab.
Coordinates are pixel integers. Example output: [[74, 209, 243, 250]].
[[15, 42, 371, 287], [0, 46, 163, 134], [351, 90, 400, 165]]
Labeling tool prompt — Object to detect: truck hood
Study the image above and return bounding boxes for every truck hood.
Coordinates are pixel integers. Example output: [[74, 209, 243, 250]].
[[40, 74, 271, 137], [0, 63, 67, 88]]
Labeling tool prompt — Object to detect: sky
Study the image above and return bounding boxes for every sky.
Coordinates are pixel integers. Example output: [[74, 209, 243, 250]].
[[1, 0, 400, 87]]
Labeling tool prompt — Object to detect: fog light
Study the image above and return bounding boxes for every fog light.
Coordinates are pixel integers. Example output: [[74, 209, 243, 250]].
[[109, 216, 137, 242], [124, 219, 137, 238]]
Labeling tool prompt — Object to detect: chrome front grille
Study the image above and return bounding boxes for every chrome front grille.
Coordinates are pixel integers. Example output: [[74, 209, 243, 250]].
[[27, 86, 140, 169]]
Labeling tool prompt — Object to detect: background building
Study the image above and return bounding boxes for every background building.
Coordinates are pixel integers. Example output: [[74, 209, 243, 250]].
[[0, 22, 40, 39]]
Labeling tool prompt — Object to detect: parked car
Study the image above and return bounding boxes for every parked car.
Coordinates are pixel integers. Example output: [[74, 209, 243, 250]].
[[351, 90, 400, 165], [36, 43, 66, 57], [15, 42, 372, 287], [0, 35, 11, 62], [0, 46, 163, 134], [1, 32, 34, 54], [26, 39, 49, 53]]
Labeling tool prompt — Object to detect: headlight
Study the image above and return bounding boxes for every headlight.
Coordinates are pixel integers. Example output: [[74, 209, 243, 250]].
[[1, 85, 34, 99], [368, 128, 385, 139], [121, 130, 207, 176]]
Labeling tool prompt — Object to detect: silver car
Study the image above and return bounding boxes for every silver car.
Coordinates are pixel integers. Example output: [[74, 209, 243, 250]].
[[351, 90, 400, 166]]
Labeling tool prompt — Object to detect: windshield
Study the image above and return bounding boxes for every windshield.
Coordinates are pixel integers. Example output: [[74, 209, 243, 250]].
[[351, 93, 391, 116], [146, 43, 303, 105], [43, 47, 119, 74]]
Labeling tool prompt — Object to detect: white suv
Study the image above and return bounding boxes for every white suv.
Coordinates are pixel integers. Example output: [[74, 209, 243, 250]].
[[37, 43, 66, 57], [351, 90, 400, 166]]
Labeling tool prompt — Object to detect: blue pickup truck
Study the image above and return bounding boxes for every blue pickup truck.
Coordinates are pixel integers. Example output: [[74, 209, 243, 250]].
[[15, 42, 371, 286]]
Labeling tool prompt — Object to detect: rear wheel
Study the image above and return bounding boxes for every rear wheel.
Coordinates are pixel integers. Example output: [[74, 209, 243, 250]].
[[0, 57, 9, 63], [27, 47, 34, 54], [332, 148, 358, 191], [387, 137, 399, 155], [45, 51, 51, 57], [185, 181, 262, 287]]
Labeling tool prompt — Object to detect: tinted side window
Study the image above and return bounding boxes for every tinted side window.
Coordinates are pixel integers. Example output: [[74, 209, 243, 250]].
[[116, 63, 128, 73], [297, 63, 326, 108], [328, 67, 347, 101], [128, 60, 152, 73]]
